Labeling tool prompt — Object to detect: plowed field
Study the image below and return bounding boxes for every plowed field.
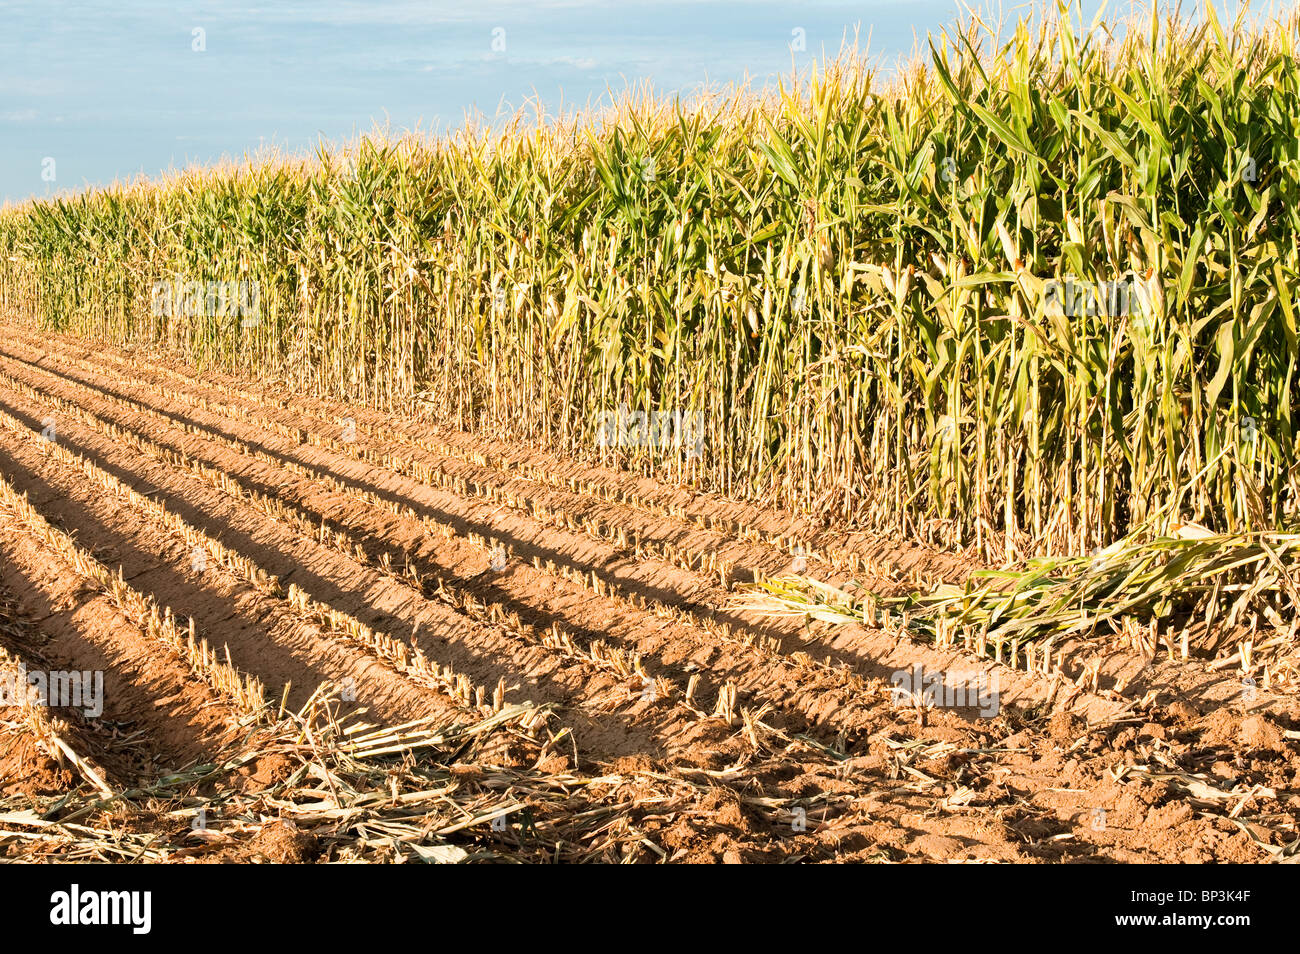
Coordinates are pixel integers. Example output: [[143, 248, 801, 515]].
[[1, 317, 1297, 863]]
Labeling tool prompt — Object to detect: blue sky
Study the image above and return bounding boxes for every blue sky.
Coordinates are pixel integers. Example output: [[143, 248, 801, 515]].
[[0, 0, 1251, 204]]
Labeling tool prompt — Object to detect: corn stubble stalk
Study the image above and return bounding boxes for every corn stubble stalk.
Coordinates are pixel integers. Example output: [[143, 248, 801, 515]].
[[0, 360, 664, 697], [1, 3, 1299, 565], [0, 667, 568, 861], [0, 646, 115, 797], [76, 337, 895, 581], [0, 397, 521, 716], [0, 469, 267, 717], [43, 336, 872, 570]]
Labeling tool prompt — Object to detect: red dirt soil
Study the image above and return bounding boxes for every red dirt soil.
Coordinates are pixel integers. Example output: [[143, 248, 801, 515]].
[[0, 317, 1296, 863]]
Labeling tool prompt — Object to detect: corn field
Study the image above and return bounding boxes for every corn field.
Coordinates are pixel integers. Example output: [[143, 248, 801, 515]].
[[2, 4, 1298, 562]]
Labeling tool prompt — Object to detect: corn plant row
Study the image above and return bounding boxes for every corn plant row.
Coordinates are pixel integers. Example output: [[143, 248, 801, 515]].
[[0, 351, 805, 678], [0, 334, 1166, 709], [2, 354, 691, 640], [8, 8, 1300, 558], [157, 343, 901, 574], [42, 347, 752, 585], [58, 358, 870, 717]]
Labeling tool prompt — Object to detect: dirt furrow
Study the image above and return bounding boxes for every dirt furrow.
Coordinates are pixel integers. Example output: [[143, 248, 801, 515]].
[[0, 372, 758, 763], [0, 473, 250, 779], [1, 336, 1251, 725], [0, 343, 917, 744], [8, 327, 969, 586], [0, 630, 115, 799], [11, 339, 814, 604], [0, 395, 481, 732]]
